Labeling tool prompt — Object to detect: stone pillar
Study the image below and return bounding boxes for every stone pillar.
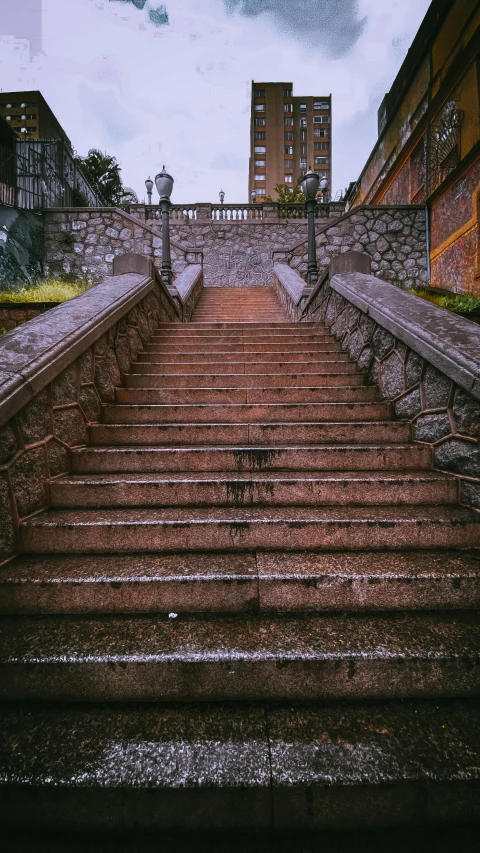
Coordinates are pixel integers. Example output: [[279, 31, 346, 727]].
[[196, 204, 212, 221], [262, 203, 279, 221], [129, 205, 146, 221], [329, 251, 371, 277]]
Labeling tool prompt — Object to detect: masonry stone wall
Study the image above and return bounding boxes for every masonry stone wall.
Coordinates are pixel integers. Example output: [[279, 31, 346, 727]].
[[274, 206, 428, 290], [0, 274, 177, 560], [43, 209, 200, 283], [302, 273, 480, 509]]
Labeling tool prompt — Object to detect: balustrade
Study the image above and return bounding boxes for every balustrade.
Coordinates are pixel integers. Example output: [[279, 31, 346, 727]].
[[211, 205, 263, 221], [133, 200, 345, 223]]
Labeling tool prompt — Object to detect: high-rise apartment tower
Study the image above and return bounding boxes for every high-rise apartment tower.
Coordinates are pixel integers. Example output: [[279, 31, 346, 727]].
[[248, 82, 332, 200]]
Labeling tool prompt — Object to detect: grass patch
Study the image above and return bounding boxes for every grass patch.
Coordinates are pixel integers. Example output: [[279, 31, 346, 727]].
[[407, 288, 480, 316], [0, 278, 93, 304]]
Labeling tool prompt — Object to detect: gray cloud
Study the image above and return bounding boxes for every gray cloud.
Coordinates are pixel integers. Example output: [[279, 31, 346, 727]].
[[224, 0, 367, 57], [108, 1, 169, 26]]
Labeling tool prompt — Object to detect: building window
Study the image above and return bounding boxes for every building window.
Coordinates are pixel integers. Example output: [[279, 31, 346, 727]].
[[300, 118, 307, 128], [300, 104, 307, 113], [314, 128, 328, 138], [314, 102, 330, 110], [284, 131, 293, 141], [300, 170, 308, 178], [284, 88, 292, 98], [314, 170, 328, 179], [254, 146, 266, 153], [285, 145, 293, 155], [284, 103, 293, 112], [314, 141, 329, 151], [254, 88, 265, 98], [254, 131, 266, 140], [255, 117, 266, 127], [300, 130, 307, 141], [255, 175, 266, 181], [256, 187, 267, 195], [254, 104, 265, 112], [284, 175, 293, 183], [255, 159, 266, 167], [5, 116, 11, 121], [284, 159, 293, 168], [314, 156, 330, 164], [300, 157, 307, 169], [300, 143, 307, 155], [284, 117, 293, 127], [314, 116, 330, 124]]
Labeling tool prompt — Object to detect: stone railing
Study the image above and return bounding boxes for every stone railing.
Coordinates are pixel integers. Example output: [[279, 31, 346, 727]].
[[43, 208, 203, 283], [273, 204, 428, 290], [0, 265, 180, 560], [130, 200, 346, 224], [281, 259, 480, 510]]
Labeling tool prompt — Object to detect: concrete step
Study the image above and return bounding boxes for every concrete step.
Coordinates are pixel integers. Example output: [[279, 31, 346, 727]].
[[20, 505, 480, 553], [155, 325, 328, 335], [49, 471, 457, 509], [102, 402, 394, 424], [2, 550, 479, 615], [114, 387, 380, 406], [1, 700, 479, 830], [124, 372, 364, 388], [89, 421, 412, 446], [131, 361, 359, 375], [144, 343, 343, 353], [156, 322, 327, 329], [154, 333, 335, 344], [137, 351, 349, 363], [72, 444, 432, 474], [1, 612, 479, 702]]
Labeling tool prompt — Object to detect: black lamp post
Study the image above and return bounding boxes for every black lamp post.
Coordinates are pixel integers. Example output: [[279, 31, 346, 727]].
[[145, 176, 153, 205], [155, 166, 174, 287], [301, 168, 320, 285], [320, 176, 329, 204]]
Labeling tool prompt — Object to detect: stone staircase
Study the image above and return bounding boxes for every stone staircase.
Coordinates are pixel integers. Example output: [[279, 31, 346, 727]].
[[1, 285, 480, 835]]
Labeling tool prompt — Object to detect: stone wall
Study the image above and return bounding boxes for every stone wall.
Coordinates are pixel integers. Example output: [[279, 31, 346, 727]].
[[0, 302, 58, 334], [301, 271, 480, 509], [0, 271, 178, 560], [43, 208, 202, 283], [274, 205, 428, 290]]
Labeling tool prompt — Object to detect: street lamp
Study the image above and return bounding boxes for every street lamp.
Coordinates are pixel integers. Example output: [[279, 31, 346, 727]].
[[155, 166, 174, 287], [219, 189, 225, 204], [320, 176, 329, 204], [301, 168, 320, 285], [145, 176, 154, 206], [251, 189, 257, 203]]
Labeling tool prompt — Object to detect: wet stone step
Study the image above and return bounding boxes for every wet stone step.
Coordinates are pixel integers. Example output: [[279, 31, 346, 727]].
[[124, 372, 364, 388], [49, 471, 457, 509], [20, 506, 480, 554], [114, 387, 380, 406], [0, 699, 479, 830], [1, 611, 479, 702], [101, 402, 394, 424], [72, 444, 432, 474], [1, 550, 479, 615]]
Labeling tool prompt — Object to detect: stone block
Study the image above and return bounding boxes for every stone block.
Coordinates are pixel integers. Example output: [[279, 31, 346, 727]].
[[358, 313, 376, 343], [452, 388, 480, 438], [347, 327, 364, 361], [52, 364, 78, 407], [16, 391, 49, 445], [53, 406, 88, 447], [10, 446, 46, 517], [422, 365, 452, 410], [357, 345, 374, 370], [460, 480, 480, 510], [80, 350, 94, 384], [79, 385, 102, 423], [413, 413, 452, 443], [94, 360, 116, 403], [105, 348, 122, 387], [371, 327, 395, 359], [0, 474, 15, 556], [115, 335, 131, 374], [405, 351, 424, 387], [380, 353, 405, 399], [47, 439, 69, 478], [434, 438, 480, 477], [0, 424, 18, 465], [395, 388, 422, 419]]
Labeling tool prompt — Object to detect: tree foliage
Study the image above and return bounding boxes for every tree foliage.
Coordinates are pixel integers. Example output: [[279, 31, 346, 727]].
[[75, 149, 138, 210], [265, 181, 305, 203]]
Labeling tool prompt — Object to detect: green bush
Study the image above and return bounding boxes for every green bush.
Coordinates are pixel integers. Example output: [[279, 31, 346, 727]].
[[0, 277, 93, 303], [407, 288, 480, 315]]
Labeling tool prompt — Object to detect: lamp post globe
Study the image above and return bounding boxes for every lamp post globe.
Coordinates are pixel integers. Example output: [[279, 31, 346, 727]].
[[251, 189, 257, 203], [155, 166, 174, 201], [154, 167, 174, 287], [320, 176, 329, 203], [301, 169, 320, 201], [145, 176, 154, 206], [219, 189, 225, 204]]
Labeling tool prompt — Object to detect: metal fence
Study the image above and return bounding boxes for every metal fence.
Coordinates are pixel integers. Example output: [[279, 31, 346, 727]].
[[0, 142, 16, 206]]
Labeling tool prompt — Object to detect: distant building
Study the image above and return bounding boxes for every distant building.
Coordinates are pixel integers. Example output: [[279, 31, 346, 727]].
[[248, 82, 332, 200], [347, 0, 480, 295], [0, 91, 72, 152]]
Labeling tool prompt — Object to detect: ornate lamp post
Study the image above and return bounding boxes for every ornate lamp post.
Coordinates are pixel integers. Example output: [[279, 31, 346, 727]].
[[301, 168, 320, 285], [155, 166, 174, 287], [219, 189, 225, 204], [320, 176, 329, 204], [145, 176, 154, 205], [251, 189, 257, 203]]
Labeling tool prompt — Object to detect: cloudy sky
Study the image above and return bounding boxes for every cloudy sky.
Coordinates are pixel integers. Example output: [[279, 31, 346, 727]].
[[0, 0, 431, 202]]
